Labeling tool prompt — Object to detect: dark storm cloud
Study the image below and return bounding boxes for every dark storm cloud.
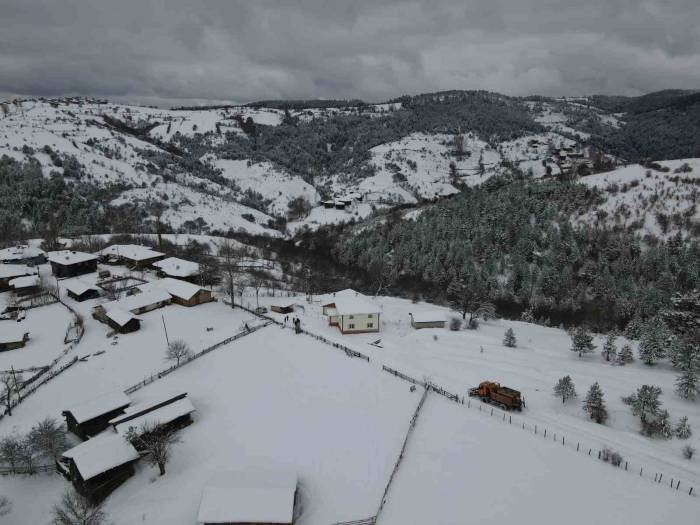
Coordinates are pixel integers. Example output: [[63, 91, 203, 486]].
[[1, 0, 699, 105]]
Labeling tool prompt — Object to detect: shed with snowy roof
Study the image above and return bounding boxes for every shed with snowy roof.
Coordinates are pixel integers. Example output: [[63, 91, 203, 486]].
[[0, 245, 46, 265], [0, 327, 30, 352], [0, 264, 38, 291], [9, 274, 41, 296], [64, 279, 101, 302], [409, 311, 446, 329], [136, 278, 212, 307], [62, 390, 131, 440], [97, 244, 165, 268], [60, 432, 140, 502], [153, 256, 201, 281], [322, 289, 380, 334], [104, 308, 141, 334], [48, 250, 98, 278], [197, 470, 297, 525]]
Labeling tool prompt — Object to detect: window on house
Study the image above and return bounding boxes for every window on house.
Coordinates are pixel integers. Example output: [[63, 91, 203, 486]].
[[349, 315, 354, 319], [367, 323, 374, 328], [368, 314, 373, 318], [348, 324, 355, 329]]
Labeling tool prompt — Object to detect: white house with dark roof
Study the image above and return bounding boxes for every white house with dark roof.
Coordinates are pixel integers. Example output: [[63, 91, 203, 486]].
[[321, 289, 380, 334]]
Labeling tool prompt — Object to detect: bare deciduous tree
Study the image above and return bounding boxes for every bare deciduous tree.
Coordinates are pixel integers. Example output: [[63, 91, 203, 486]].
[[51, 489, 108, 525], [166, 340, 191, 366], [0, 495, 12, 517], [125, 422, 181, 476], [219, 240, 240, 309], [0, 435, 22, 474], [28, 417, 67, 461], [1, 372, 23, 416]]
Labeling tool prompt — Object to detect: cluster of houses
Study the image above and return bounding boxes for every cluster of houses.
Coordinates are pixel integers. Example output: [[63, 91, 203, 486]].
[[320, 192, 363, 211], [0, 242, 213, 350], [59, 390, 195, 502]]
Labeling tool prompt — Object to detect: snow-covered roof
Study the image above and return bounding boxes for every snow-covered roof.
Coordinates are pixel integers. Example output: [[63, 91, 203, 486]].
[[98, 244, 164, 262], [105, 307, 139, 328], [410, 312, 445, 323], [101, 288, 172, 314], [0, 264, 37, 279], [109, 391, 188, 425], [47, 250, 98, 265], [153, 257, 200, 278], [63, 279, 98, 296], [9, 275, 40, 289], [0, 245, 45, 262], [145, 277, 205, 301], [113, 397, 195, 436], [322, 289, 380, 316], [197, 470, 297, 524], [62, 432, 139, 481], [0, 326, 29, 344], [65, 390, 131, 424]]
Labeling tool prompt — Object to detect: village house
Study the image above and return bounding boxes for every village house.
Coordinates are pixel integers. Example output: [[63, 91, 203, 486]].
[[0, 264, 38, 292], [62, 390, 131, 440], [0, 245, 47, 265], [409, 312, 446, 329], [97, 244, 165, 268], [9, 274, 41, 296], [104, 308, 141, 334], [136, 278, 213, 307], [322, 289, 381, 334], [111, 393, 195, 442], [197, 470, 297, 525], [64, 279, 101, 302], [0, 328, 30, 352], [59, 432, 140, 503], [48, 251, 99, 278], [95, 288, 172, 318], [271, 303, 294, 314], [152, 256, 201, 282]]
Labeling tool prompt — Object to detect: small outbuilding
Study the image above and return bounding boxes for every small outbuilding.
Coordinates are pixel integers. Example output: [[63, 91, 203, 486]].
[[9, 274, 41, 296], [104, 308, 141, 334], [197, 470, 297, 525], [112, 395, 195, 441], [60, 432, 140, 503], [64, 279, 101, 302], [409, 312, 446, 329], [153, 257, 201, 281], [271, 304, 294, 314], [97, 288, 172, 317], [97, 244, 165, 268], [322, 289, 380, 334], [62, 390, 131, 440], [48, 251, 98, 278], [0, 328, 30, 352], [0, 245, 47, 265]]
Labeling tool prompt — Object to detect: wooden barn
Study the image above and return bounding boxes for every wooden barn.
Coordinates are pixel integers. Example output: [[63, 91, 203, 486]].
[[62, 391, 131, 440], [104, 308, 141, 334], [197, 470, 297, 525], [0, 329, 29, 352], [97, 244, 165, 268], [111, 393, 195, 442], [60, 432, 140, 503], [98, 288, 172, 316], [48, 251, 98, 278], [136, 278, 212, 307], [409, 312, 446, 329], [271, 303, 294, 314], [0, 245, 47, 265], [64, 280, 101, 302], [0, 264, 37, 292]]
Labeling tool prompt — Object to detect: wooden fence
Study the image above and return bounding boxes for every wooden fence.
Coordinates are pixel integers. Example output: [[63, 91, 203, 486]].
[[0, 463, 56, 476], [124, 321, 272, 395]]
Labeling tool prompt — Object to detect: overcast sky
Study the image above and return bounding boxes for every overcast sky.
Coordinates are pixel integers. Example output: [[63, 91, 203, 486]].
[[1, 0, 699, 106]]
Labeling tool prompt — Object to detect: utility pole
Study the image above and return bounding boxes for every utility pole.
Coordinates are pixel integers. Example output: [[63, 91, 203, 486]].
[[161, 314, 170, 348]]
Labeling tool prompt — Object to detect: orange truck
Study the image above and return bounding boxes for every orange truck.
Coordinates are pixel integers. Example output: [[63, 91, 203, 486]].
[[469, 381, 523, 411]]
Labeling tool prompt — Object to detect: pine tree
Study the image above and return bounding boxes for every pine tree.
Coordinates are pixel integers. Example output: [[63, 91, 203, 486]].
[[624, 315, 645, 340], [584, 382, 608, 423], [570, 327, 596, 358], [617, 344, 634, 365], [675, 416, 692, 439], [675, 344, 700, 400], [623, 385, 668, 436], [503, 328, 517, 348], [602, 333, 617, 361], [653, 409, 673, 439], [638, 321, 674, 365], [553, 375, 577, 403]]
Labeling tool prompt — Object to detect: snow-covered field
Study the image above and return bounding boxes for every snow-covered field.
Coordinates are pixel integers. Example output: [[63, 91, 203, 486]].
[[1, 274, 698, 524]]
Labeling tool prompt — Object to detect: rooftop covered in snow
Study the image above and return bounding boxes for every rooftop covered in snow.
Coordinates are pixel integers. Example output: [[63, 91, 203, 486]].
[[0, 245, 45, 262], [9, 275, 40, 289], [105, 307, 140, 328], [109, 391, 188, 426], [47, 250, 98, 266], [409, 311, 445, 323], [0, 264, 38, 279], [63, 279, 99, 296], [153, 257, 200, 278], [62, 432, 140, 481], [0, 326, 29, 344], [322, 289, 380, 316], [64, 390, 131, 424], [138, 277, 205, 301], [98, 244, 165, 262], [101, 288, 172, 314], [197, 470, 297, 524], [113, 397, 195, 436]]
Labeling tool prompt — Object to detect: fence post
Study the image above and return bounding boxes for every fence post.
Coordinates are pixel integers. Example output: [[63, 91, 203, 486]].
[[658, 474, 663, 483], [689, 487, 693, 496], [544, 429, 547, 438], [577, 442, 579, 451]]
